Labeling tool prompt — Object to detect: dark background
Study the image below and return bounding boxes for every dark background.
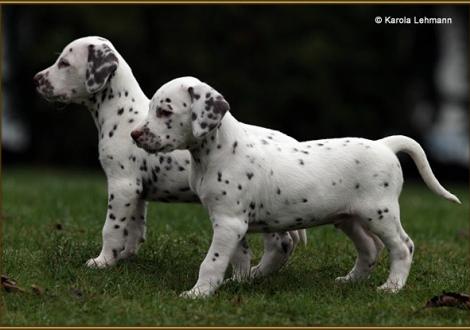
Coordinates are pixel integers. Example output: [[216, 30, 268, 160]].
[[2, 5, 468, 181]]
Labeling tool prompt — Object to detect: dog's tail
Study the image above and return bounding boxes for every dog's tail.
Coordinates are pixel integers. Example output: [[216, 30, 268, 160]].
[[379, 135, 461, 204]]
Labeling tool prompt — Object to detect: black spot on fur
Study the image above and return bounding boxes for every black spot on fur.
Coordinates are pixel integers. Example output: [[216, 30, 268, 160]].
[[232, 141, 238, 154]]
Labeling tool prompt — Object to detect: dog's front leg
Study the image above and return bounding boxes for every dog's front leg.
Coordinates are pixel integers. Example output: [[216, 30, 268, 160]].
[[119, 198, 147, 260], [181, 216, 248, 298], [86, 180, 146, 268], [230, 236, 252, 282]]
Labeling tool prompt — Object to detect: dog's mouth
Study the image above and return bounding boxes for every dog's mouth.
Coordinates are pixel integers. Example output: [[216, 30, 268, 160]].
[[37, 88, 70, 105], [136, 140, 176, 155], [134, 139, 161, 154]]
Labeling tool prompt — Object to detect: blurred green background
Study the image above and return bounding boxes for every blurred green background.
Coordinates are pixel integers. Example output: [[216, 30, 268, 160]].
[[2, 5, 468, 182]]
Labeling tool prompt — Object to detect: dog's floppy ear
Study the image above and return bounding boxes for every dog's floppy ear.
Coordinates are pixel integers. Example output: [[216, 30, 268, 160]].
[[188, 83, 230, 138], [85, 43, 119, 94]]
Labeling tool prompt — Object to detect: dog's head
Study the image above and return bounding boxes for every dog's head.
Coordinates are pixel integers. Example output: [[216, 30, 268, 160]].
[[131, 77, 230, 153], [33, 36, 119, 104]]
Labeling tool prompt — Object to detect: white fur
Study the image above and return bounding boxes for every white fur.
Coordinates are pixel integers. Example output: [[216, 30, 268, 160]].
[[35, 38, 306, 276], [134, 76, 460, 298]]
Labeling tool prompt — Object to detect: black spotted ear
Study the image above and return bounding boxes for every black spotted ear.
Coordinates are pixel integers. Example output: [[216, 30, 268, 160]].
[[188, 83, 230, 138], [85, 44, 119, 94]]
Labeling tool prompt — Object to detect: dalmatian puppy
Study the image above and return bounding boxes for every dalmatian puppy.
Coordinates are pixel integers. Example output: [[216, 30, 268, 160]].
[[34, 37, 307, 278], [132, 76, 461, 298]]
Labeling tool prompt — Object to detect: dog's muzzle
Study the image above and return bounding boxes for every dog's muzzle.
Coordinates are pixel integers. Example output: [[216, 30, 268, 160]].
[[131, 128, 161, 153], [33, 72, 67, 103]]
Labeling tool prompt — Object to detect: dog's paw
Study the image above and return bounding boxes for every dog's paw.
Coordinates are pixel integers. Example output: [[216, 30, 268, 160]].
[[335, 275, 353, 283], [230, 268, 251, 283], [179, 287, 211, 299], [335, 269, 370, 283], [85, 256, 113, 269], [250, 264, 266, 279], [119, 249, 137, 260], [377, 282, 401, 293]]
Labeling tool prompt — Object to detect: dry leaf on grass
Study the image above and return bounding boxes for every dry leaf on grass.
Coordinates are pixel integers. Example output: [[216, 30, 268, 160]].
[[70, 287, 84, 299], [425, 292, 470, 310], [231, 294, 243, 306], [31, 284, 45, 296], [1, 274, 26, 293], [456, 228, 469, 240]]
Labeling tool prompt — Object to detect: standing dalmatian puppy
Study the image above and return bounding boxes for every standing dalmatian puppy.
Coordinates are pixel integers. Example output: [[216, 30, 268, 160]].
[[132, 77, 461, 298], [34, 37, 307, 278]]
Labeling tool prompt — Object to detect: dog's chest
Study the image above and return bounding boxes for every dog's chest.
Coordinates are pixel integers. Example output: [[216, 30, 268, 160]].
[[138, 152, 198, 203]]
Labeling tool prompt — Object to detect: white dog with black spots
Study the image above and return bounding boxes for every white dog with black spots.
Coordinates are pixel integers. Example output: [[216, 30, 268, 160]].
[[132, 76, 461, 298], [34, 37, 307, 279]]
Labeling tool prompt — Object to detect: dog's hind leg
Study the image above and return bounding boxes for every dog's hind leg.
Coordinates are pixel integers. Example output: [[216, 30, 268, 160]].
[[230, 236, 252, 282], [250, 232, 294, 279], [335, 218, 383, 283], [360, 201, 413, 292]]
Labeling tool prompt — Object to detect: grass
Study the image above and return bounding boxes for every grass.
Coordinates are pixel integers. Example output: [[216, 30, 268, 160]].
[[2, 166, 469, 326]]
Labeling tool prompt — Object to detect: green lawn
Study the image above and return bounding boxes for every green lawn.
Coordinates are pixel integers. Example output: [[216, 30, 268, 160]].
[[2, 167, 469, 326]]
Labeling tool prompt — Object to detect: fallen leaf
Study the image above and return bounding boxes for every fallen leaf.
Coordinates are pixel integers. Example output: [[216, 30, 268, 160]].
[[70, 288, 84, 299], [456, 228, 469, 240], [1, 274, 25, 293], [231, 294, 243, 306], [425, 292, 470, 310], [31, 284, 45, 296]]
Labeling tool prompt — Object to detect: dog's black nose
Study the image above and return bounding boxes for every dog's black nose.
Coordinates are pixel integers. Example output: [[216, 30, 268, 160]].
[[33, 73, 42, 87], [131, 130, 143, 141]]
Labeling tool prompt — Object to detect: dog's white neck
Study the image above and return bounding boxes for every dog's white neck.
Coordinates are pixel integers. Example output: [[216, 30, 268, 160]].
[[189, 113, 242, 174], [82, 58, 148, 140]]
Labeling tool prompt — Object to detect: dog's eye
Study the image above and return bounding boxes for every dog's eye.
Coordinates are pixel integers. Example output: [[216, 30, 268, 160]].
[[156, 108, 173, 118], [58, 58, 70, 69]]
